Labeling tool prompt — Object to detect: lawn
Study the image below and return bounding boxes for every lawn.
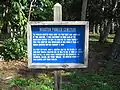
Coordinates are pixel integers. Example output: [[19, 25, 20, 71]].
[[0, 34, 120, 90]]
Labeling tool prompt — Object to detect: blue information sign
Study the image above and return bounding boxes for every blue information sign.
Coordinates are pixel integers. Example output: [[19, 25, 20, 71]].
[[32, 25, 85, 63], [28, 21, 89, 69]]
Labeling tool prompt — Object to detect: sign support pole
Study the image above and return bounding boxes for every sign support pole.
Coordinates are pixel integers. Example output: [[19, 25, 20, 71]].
[[54, 3, 62, 90]]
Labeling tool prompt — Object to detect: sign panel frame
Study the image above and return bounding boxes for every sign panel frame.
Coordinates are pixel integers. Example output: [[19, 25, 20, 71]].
[[27, 21, 89, 69]]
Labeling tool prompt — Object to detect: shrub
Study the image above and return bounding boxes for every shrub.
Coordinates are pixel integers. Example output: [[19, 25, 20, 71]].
[[2, 37, 27, 60]]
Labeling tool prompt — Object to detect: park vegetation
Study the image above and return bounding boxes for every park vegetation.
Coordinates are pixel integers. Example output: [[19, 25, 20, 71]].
[[0, 0, 120, 90]]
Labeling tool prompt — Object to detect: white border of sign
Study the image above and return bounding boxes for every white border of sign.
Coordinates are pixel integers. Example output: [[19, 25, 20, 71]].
[[27, 21, 89, 69]]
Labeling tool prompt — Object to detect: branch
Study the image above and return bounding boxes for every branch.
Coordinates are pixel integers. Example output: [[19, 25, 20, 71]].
[[28, 0, 35, 21], [112, 0, 119, 12]]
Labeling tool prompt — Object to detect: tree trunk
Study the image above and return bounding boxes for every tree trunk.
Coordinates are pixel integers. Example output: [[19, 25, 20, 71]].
[[99, 21, 105, 43], [110, 28, 120, 62], [107, 27, 120, 75], [28, 0, 35, 21], [95, 24, 99, 34], [110, 21, 115, 34], [93, 23, 96, 34], [99, 20, 112, 43], [81, 0, 88, 20], [89, 22, 94, 33]]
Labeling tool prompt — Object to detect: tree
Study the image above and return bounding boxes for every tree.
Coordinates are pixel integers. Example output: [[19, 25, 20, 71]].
[[1, 0, 55, 59], [87, 0, 120, 43], [99, 0, 119, 43], [109, 1, 120, 62], [61, 0, 83, 20]]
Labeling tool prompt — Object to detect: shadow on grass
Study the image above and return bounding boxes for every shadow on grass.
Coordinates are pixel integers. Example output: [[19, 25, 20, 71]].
[[62, 70, 120, 90]]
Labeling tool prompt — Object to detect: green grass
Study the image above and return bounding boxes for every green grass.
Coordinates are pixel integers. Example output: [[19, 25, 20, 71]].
[[0, 43, 3, 47], [89, 34, 115, 43], [62, 72, 119, 90], [107, 34, 115, 43], [4, 71, 119, 90], [4, 75, 54, 90], [89, 34, 99, 42]]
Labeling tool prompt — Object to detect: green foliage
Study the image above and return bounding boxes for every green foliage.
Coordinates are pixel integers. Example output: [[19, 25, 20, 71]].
[[9, 76, 54, 90], [2, 37, 27, 60], [9, 0, 27, 38], [1, 0, 28, 60], [0, 0, 54, 60], [31, 0, 54, 21]]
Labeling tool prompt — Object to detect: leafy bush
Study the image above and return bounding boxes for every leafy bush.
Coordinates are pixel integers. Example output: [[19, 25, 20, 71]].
[[2, 37, 27, 60]]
